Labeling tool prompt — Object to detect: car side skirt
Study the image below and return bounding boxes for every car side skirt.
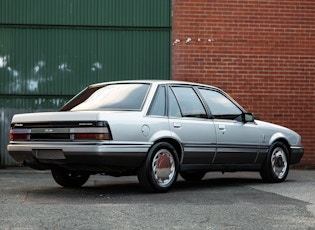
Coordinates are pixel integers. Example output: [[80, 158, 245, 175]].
[[180, 163, 262, 172]]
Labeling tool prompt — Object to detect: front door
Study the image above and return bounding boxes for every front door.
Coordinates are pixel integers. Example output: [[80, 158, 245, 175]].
[[213, 119, 259, 164], [198, 88, 259, 164]]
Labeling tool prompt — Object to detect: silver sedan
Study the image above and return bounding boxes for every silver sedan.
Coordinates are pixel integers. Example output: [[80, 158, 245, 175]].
[[8, 80, 304, 192]]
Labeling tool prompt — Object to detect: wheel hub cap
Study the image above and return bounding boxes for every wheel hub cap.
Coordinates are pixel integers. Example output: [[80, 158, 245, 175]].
[[271, 147, 288, 179], [152, 149, 175, 187], [275, 156, 285, 168]]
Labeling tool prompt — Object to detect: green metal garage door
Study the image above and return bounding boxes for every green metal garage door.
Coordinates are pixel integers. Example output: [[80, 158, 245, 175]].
[[0, 0, 172, 165]]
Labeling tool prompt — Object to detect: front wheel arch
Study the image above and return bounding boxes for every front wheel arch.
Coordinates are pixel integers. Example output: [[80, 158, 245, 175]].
[[260, 141, 290, 183], [268, 137, 292, 163]]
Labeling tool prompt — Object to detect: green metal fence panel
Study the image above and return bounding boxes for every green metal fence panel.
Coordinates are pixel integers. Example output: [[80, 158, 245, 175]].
[[0, 97, 71, 110], [0, 0, 171, 27], [0, 27, 171, 97], [0, 0, 172, 166]]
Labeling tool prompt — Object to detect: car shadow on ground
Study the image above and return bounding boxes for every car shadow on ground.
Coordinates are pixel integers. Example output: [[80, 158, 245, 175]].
[[20, 175, 303, 206], [23, 174, 301, 205], [77, 176, 264, 194]]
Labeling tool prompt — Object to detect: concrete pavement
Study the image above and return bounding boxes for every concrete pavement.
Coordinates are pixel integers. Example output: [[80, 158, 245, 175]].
[[0, 168, 314, 229]]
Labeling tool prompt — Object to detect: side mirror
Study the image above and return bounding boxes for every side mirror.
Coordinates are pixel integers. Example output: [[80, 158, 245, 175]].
[[242, 113, 254, 123]]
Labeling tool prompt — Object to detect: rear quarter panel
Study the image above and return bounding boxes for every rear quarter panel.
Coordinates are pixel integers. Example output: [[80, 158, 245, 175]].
[[99, 112, 172, 143]]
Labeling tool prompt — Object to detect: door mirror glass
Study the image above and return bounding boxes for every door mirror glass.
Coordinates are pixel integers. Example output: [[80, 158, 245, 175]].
[[243, 113, 254, 123]]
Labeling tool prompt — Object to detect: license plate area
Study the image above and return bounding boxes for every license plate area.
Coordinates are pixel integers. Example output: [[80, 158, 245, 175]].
[[33, 149, 66, 160]]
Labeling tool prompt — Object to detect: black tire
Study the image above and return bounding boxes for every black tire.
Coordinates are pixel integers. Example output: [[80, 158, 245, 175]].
[[137, 142, 179, 193], [260, 142, 289, 183], [51, 167, 90, 188], [180, 171, 206, 181]]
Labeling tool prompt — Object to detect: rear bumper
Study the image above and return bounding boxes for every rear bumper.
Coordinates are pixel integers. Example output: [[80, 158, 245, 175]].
[[7, 141, 151, 169], [290, 146, 304, 164]]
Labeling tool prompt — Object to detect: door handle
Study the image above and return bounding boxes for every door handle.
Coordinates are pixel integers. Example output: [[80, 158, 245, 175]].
[[173, 122, 182, 128], [218, 124, 226, 131]]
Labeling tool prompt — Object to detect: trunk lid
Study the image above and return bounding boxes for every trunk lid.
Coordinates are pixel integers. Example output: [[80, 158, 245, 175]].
[[10, 111, 111, 142]]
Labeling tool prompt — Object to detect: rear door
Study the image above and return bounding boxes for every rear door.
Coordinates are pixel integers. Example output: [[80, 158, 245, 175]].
[[168, 86, 217, 165]]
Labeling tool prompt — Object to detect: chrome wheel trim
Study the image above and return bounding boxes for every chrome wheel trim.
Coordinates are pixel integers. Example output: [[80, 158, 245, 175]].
[[271, 147, 288, 179], [151, 149, 176, 187]]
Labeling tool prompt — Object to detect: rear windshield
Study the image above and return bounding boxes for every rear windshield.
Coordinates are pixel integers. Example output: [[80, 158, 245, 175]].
[[67, 83, 150, 111]]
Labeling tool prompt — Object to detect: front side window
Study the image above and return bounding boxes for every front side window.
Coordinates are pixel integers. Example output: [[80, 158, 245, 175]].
[[70, 83, 149, 111], [171, 86, 207, 118], [199, 88, 242, 118]]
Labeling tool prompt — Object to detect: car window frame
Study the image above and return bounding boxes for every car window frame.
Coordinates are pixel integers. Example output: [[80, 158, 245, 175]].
[[168, 85, 208, 119], [167, 86, 183, 118], [197, 86, 246, 121]]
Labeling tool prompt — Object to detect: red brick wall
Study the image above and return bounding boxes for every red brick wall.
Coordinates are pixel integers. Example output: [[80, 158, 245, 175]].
[[172, 0, 315, 167]]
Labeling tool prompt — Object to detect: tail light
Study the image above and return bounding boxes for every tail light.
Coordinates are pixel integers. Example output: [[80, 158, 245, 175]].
[[10, 128, 29, 141], [72, 127, 111, 140]]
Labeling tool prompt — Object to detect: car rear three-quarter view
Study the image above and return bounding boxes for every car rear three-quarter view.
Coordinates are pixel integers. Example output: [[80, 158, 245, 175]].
[[8, 80, 304, 192]]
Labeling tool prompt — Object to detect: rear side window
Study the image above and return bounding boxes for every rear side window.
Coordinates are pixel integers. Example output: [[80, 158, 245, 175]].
[[148, 86, 166, 116], [199, 88, 242, 117], [171, 87, 207, 118], [71, 83, 149, 111], [168, 88, 182, 117]]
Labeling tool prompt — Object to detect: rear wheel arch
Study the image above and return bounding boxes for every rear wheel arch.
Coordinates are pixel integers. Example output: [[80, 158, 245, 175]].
[[137, 141, 180, 192], [152, 138, 183, 163], [51, 166, 90, 187]]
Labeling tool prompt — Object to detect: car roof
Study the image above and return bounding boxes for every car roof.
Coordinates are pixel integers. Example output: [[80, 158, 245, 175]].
[[61, 79, 246, 113], [89, 80, 220, 90]]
